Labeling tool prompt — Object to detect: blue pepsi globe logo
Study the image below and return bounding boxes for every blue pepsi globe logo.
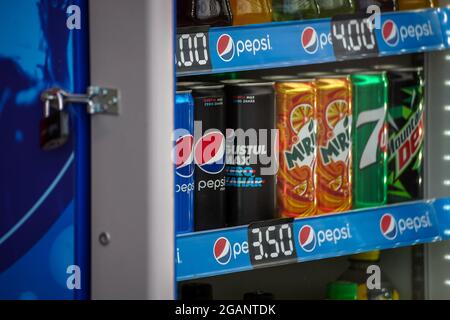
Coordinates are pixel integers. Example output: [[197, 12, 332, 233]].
[[217, 34, 235, 62], [299, 225, 316, 252], [382, 20, 399, 47], [380, 213, 397, 240], [301, 27, 319, 55], [213, 237, 232, 265]]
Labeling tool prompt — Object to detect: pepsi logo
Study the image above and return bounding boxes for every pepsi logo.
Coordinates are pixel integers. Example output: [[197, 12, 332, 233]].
[[194, 131, 226, 174], [213, 237, 232, 265], [380, 213, 397, 240], [298, 225, 316, 252], [382, 20, 399, 47], [301, 27, 319, 55], [217, 34, 235, 62], [175, 134, 194, 178]]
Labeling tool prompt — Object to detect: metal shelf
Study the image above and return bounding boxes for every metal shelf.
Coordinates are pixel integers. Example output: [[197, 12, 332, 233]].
[[177, 8, 450, 77], [176, 197, 450, 281]]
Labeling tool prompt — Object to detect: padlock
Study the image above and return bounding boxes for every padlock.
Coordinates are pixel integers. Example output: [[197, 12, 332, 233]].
[[39, 86, 119, 151], [39, 98, 70, 151]]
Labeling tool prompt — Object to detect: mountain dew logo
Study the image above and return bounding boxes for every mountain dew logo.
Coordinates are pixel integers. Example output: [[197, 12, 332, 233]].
[[320, 100, 351, 166], [388, 107, 424, 179]]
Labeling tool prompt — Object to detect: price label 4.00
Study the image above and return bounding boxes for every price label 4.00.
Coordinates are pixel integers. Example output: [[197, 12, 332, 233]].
[[176, 27, 212, 74], [331, 14, 380, 59]]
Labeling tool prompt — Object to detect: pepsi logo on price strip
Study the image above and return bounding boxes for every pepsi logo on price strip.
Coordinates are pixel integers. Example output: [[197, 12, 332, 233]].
[[213, 237, 232, 265], [382, 20, 400, 47], [217, 34, 235, 62], [213, 236, 249, 266], [301, 27, 319, 55], [216, 33, 272, 63], [380, 214, 398, 240], [379, 212, 434, 241], [299, 225, 316, 253], [298, 224, 352, 253], [381, 18, 435, 48]]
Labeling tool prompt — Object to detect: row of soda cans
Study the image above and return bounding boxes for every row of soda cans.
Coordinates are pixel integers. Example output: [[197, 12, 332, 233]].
[[174, 65, 424, 234], [178, 0, 439, 28]]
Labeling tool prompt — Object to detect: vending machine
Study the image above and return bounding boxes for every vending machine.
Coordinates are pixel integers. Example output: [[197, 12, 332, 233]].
[[2, 0, 450, 300]]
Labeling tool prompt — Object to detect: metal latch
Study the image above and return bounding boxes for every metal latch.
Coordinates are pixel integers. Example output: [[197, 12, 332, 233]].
[[41, 86, 120, 116], [39, 87, 120, 151]]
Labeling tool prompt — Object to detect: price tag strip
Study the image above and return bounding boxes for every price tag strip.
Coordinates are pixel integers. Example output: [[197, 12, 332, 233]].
[[176, 8, 446, 76], [176, 198, 450, 281]]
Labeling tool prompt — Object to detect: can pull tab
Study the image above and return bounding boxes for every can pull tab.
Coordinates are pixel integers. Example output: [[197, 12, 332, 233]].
[[40, 87, 120, 151]]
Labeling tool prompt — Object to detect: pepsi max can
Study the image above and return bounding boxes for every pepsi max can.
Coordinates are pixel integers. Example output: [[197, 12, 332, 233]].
[[178, 82, 227, 231], [224, 80, 277, 226], [174, 91, 195, 234]]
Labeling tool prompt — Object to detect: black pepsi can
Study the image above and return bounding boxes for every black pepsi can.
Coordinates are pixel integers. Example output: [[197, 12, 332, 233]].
[[224, 80, 277, 226], [178, 82, 227, 231], [174, 91, 195, 234]]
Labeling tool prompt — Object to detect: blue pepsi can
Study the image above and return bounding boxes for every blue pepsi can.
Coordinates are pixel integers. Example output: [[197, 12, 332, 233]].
[[174, 91, 195, 234]]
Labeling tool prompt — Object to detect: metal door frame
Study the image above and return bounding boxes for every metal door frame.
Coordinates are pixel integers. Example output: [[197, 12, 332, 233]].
[[89, 0, 175, 299]]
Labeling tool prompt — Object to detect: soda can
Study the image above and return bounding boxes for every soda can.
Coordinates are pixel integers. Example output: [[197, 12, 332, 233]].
[[315, 0, 356, 18], [177, 0, 233, 27], [315, 76, 353, 214], [230, 0, 273, 26], [224, 80, 277, 226], [276, 80, 317, 218], [178, 82, 227, 231], [272, 0, 320, 22], [397, 0, 437, 10], [387, 67, 424, 203], [350, 72, 388, 209], [355, 0, 397, 13], [174, 91, 195, 234]]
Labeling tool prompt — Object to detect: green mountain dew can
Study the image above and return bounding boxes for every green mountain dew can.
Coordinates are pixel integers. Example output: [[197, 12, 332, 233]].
[[351, 72, 388, 209], [272, 0, 320, 21], [387, 68, 425, 203]]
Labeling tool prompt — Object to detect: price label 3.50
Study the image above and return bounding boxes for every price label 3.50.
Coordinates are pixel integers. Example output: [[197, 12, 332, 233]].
[[247, 219, 298, 267]]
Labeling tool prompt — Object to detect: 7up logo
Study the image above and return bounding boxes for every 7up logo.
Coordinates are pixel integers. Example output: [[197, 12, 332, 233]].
[[356, 106, 388, 170]]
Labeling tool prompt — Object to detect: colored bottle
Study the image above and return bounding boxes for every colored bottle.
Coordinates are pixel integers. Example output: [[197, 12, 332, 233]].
[[272, 0, 319, 22], [397, 0, 438, 10], [230, 0, 273, 26], [177, 0, 233, 27], [337, 251, 400, 300], [315, 0, 356, 18]]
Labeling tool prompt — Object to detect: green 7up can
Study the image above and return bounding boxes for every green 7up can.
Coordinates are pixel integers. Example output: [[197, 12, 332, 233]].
[[387, 68, 425, 204], [351, 72, 388, 209]]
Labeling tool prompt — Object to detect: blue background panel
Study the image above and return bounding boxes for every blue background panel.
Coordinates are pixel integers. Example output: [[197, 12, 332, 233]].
[[0, 0, 89, 300]]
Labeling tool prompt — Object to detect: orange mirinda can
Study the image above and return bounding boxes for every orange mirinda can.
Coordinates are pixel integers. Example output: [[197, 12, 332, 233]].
[[276, 81, 317, 218], [315, 76, 352, 214], [230, 0, 273, 26]]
